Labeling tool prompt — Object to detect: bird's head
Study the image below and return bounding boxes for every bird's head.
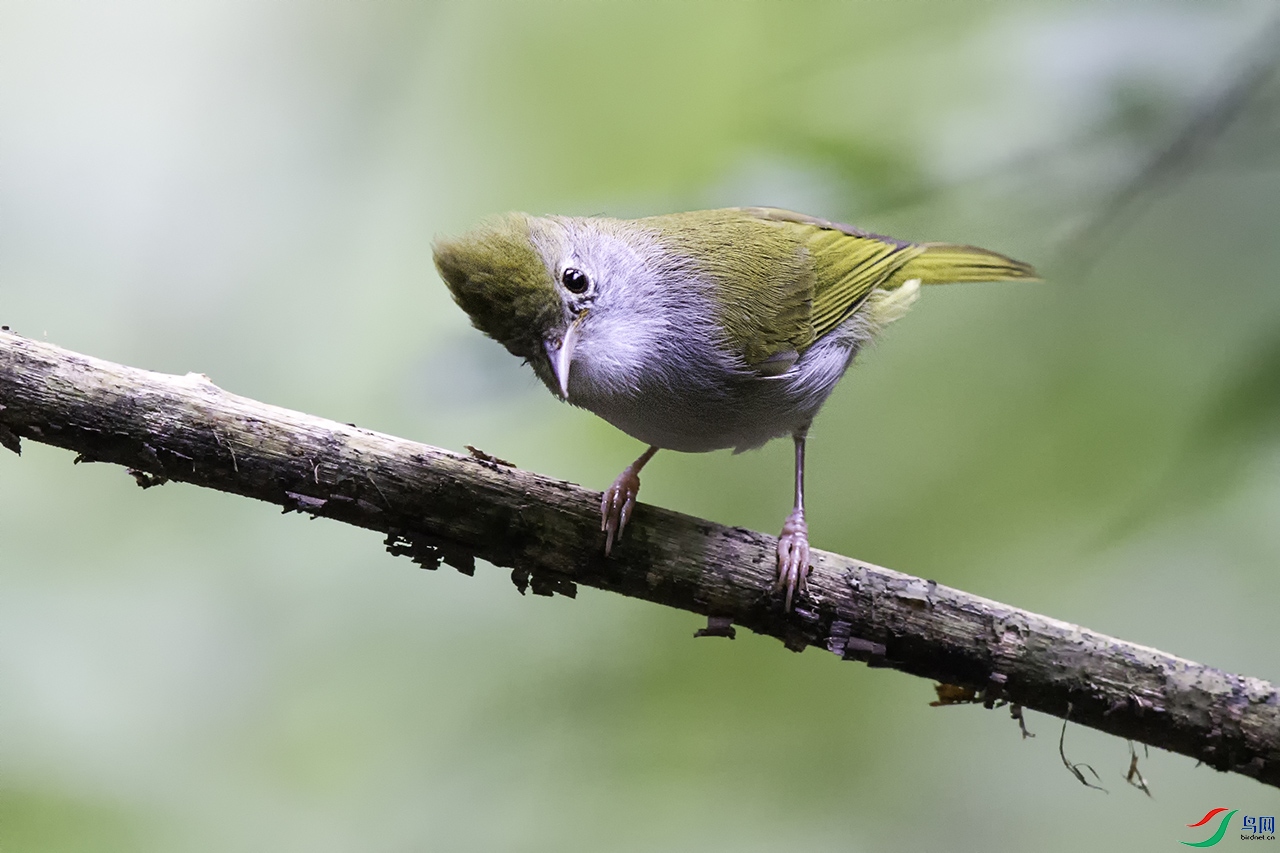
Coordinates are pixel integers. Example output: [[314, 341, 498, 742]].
[[434, 212, 666, 401]]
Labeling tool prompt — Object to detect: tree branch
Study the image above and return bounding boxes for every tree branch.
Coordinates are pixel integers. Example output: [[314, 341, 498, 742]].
[[1, 329, 1277, 788]]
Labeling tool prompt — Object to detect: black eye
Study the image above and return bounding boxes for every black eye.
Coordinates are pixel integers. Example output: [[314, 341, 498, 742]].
[[561, 267, 590, 294]]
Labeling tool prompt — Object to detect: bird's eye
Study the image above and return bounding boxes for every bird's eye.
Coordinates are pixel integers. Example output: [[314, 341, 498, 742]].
[[561, 268, 590, 294]]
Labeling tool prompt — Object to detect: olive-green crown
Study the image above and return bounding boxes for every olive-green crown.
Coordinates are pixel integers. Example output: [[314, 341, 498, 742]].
[[433, 213, 561, 359]]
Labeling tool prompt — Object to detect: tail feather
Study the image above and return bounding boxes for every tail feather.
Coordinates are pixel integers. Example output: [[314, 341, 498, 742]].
[[894, 243, 1038, 287]]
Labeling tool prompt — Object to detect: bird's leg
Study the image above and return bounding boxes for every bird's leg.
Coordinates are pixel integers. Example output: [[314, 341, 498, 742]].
[[601, 446, 658, 555], [775, 427, 812, 611]]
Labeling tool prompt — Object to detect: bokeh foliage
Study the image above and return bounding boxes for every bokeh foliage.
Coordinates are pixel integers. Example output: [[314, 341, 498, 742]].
[[2, 1, 1278, 850]]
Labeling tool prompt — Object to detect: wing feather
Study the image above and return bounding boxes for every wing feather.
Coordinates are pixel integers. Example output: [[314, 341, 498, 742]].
[[647, 207, 1036, 372], [747, 207, 1037, 341], [745, 208, 924, 341]]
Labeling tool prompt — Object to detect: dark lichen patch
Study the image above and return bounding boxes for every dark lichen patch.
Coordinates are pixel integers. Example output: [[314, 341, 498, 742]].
[[843, 626, 894, 663], [931, 683, 981, 706], [1234, 755, 1269, 777], [283, 491, 328, 515], [1106, 691, 1161, 718], [383, 529, 477, 576], [509, 566, 535, 594], [0, 421, 20, 455], [126, 468, 169, 489], [842, 636, 888, 665], [507, 560, 578, 597], [385, 529, 443, 570], [324, 493, 385, 516], [166, 448, 195, 472], [530, 570, 577, 598], [984, 672, 1009, 709], [137, 442, 163, 468], [510, 563, 578, 597], [781, 633, 808, 653], [465, 444, 516, 470], [445, 550, 476, 576], [825, 618, 852, 655], [694, 616, 736, 639]]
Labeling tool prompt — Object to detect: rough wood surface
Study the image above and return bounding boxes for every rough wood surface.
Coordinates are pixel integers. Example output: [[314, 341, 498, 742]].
[[1, 329, 1277, 788]]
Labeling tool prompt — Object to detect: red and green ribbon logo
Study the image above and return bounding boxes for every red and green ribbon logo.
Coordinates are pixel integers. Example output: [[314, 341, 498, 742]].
[[1181, 808, 1238, 847]]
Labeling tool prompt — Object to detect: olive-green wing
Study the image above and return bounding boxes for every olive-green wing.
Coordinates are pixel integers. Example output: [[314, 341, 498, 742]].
[[646, 209, 817, 372], [649, 207, 1037, 372], [746, 208, 1037, 341], [744, 208, 922, 343]]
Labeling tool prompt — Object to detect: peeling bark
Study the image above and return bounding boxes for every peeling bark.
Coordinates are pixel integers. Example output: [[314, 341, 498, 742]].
[[1, 329, 1277, 788]]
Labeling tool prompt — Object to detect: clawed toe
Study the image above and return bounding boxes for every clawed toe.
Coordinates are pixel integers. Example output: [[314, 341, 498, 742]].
[[774, 511, 811, 611], [601, 474, 640, 555], [600, 447, 658, 556]]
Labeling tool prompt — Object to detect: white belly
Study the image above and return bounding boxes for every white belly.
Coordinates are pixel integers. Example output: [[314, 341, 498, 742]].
[[568, 327, 862, 453]]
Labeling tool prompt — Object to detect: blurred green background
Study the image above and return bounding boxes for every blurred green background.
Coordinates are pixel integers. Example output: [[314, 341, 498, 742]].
[[2, 1, 1279, 850]]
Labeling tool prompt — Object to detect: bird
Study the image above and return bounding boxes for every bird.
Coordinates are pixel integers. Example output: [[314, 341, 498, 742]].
[[433, 207, 1037, 610]]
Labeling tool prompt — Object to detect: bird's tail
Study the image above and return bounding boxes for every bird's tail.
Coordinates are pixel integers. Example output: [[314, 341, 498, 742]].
[[892, 243, 1039, 287]]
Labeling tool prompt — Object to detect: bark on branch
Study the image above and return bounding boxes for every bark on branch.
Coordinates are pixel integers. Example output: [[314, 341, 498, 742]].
[[1, 329, 1277, 788]]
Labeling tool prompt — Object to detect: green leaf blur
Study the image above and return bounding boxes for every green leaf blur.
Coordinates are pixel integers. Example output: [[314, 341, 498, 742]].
[[2, 1, 1278, 851]]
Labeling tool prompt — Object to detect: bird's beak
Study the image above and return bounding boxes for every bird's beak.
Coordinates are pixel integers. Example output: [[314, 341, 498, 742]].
[[544, 312, 586, 401]]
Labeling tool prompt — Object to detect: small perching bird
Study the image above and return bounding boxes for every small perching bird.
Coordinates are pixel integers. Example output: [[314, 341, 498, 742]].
[[434, 207, 1037, 610]]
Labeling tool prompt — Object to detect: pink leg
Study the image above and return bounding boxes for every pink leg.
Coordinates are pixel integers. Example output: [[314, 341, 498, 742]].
[[774, 428, 812, 611], [775, 507, 810, 611], [601, 446, 658, 555]]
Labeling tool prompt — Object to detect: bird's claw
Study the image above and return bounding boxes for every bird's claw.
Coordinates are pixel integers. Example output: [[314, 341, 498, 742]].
[[601, 466, 642, 555], [774, 509, 811, 611]]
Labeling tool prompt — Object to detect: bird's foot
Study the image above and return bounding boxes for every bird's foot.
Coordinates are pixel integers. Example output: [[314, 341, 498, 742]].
[[774, 509, 811, 611], [601, 465, 642, 555]]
